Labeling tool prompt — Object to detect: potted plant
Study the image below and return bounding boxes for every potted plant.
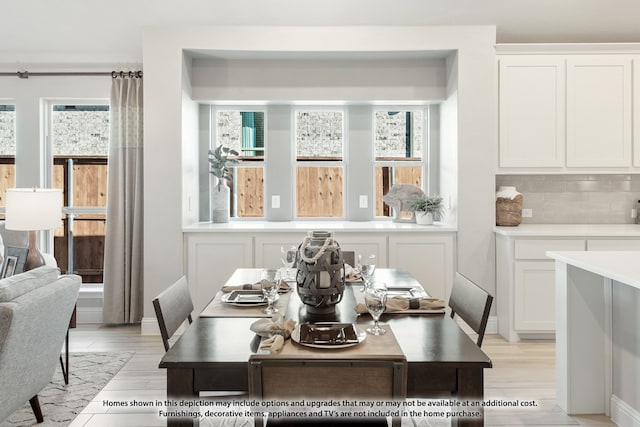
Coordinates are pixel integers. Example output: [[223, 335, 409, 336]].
[[411, 195, 444, 225], [208, 145, 239, 222]]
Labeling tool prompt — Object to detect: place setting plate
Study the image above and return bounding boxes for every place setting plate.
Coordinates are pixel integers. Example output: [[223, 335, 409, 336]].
[[291, 322, 366, 349], [221, 290, 269, 306]]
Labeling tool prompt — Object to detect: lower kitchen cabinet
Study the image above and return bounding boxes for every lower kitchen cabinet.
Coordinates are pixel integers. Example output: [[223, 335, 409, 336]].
[[514, 261, 556, 331], [185, 226, 456, 314], [496, 227, 640, 342]]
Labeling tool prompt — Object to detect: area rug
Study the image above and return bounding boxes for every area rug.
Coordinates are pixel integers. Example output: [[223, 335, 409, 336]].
[[0, 352, 134, 427]]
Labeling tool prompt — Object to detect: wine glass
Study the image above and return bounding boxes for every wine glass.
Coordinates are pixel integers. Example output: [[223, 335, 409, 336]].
[[364, 281, 387, 335], [358, 253, 377, 290], [261, 270, 282, 315], [280, 245, 297, 281]]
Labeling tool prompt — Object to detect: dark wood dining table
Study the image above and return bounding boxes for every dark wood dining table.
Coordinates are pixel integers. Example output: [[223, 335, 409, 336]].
[[159, 268, 492, 427]]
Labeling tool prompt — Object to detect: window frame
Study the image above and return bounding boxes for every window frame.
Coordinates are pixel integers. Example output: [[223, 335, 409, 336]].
[[45, 99, 110, 279], [293, 107, 347, 219], [373, 106, 429, 219], [0, 102, 16, 216], [211, 106, 267, 219]]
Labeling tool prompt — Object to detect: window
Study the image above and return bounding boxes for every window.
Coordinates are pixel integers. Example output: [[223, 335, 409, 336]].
[[50, 104, 109, 283], [215, 110, 265, 218], [295, 110, 344, 218], [374, 110, 425, 218], [0, 104, 16, 216]]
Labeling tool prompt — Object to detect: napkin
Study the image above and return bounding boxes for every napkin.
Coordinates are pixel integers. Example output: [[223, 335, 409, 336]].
[[343, 264, 362, 282], [250, 313, 297, 354], [355, 296, 446, 314], [221, 279, 291, 293]]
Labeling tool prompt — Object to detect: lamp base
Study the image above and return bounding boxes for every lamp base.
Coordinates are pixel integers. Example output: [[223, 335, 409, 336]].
[[25, 230, 46, 271]]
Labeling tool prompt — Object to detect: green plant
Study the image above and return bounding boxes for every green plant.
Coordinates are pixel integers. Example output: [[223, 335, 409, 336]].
[[412, 195, 445, 217], [208, 145, 239, 191]]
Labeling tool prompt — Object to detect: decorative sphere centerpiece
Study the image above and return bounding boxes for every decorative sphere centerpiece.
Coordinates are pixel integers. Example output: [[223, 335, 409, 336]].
[[295, 231, 345, 315]]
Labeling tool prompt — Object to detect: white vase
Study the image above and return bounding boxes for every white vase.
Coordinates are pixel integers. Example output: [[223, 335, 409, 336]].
[[211, 180, 230, 223], [415, 211, 434, 225]]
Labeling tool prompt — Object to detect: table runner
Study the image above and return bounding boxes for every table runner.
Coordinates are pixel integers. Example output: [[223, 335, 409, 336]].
[[353, 286, 445, 315], [255, 323, 405, 360], [200, 290, 293, 318]]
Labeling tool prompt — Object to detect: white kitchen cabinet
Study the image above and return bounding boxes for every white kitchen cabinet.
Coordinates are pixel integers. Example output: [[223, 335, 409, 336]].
[[496, 234, 585, 342], [498, 56, 565, 167], [185, 234, 254, 313], [586, 239, 640, 251], [634, 57, 640, 167], [185, 224, 456, 315], [566, 56, 632, 167], [514, 261, 556, 331], [388, 234, 455, 301]]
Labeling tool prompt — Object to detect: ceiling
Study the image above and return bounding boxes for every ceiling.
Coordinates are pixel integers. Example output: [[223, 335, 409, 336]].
[[1, 0, 640, 64]]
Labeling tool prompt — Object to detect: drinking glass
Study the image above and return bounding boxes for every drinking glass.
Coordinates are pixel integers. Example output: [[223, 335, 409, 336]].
[[364, 281, 387, 335], [358, 253, 377, 290], [280, 245, 297, 281], [261, 270, 282, 315]]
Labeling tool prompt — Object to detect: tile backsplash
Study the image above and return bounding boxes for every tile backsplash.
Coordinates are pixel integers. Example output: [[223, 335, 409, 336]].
[[496, 175, 640, 224]]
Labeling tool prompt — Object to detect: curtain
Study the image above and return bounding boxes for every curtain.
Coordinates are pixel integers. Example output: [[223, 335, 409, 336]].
[[103, 77, 144, 324]]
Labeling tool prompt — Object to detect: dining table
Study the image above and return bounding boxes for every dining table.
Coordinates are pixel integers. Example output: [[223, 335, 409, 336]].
[[159, 268, 492, 427]]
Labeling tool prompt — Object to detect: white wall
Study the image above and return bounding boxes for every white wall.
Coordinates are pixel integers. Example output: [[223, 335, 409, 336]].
[[190, 56, 447, 102], [141, 25, 497, 331]]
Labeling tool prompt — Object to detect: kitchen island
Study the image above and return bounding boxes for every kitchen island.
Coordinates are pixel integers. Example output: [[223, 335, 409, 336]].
[[546, 251, 640, 427]]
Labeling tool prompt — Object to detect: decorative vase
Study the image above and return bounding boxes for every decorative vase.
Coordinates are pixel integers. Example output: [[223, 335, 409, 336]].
[[296, 231, 345, 315], [496, 186, 523, 226], [211, 179, 230, 223], [415, 211, 434, 225]]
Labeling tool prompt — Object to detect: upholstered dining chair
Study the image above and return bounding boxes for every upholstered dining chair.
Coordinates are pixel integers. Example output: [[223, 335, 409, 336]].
[[449, 272, 494, 347], [152, 276, 194, 352]]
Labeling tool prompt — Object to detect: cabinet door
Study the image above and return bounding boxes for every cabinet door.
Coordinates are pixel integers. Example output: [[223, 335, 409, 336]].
[[587, 239, 640, 251], [498, 56, 565, 167], [388, 234, 454, 300], [186, 234, 253, 313], [566, 56, 632, 167], [514, 261, 556, 331], [634, 58, 640, 167]]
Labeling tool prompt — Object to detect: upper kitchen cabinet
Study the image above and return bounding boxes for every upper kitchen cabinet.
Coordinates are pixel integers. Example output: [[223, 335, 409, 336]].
[[499, 56, 565, 168], [497, 48, 638, 173], [566, 56, 632, 168]]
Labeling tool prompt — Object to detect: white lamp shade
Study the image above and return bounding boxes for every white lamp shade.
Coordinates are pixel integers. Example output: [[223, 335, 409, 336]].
[[5, 188, 63, 231]]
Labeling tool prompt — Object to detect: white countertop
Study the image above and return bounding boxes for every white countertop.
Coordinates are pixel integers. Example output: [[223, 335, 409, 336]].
[[495, 223, 640, 237], [546, 250, 640, 290], [184, 220, 457, 233]]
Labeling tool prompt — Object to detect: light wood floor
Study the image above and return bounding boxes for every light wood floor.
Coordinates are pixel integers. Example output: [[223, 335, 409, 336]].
[[64, 325, 617, 427]]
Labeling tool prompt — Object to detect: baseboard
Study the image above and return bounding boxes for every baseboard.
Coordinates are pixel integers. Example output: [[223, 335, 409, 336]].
[[486, 315, 497, 335], [611, 394, 640, 427], [77, 306, 103, 324], [141, 317, 160, 335]]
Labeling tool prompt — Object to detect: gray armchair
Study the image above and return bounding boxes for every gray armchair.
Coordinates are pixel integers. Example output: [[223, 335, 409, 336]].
[[0, 266, 81, 423]]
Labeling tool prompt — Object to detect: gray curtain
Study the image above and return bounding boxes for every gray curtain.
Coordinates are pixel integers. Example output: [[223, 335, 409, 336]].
[[103, 77, 144, 324]]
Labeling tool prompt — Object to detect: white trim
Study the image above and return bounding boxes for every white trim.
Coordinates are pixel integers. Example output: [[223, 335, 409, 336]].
[[141, 317, 161, 335], [76, 306, 103, 324], [611, 395, 640, 427]]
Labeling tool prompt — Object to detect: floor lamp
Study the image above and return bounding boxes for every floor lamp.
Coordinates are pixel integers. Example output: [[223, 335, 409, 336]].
[[5, 188, 63, 271]]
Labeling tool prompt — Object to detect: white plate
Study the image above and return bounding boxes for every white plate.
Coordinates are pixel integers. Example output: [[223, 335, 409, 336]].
[[220, 290, 268, 306], [291, 323, 366, 349]]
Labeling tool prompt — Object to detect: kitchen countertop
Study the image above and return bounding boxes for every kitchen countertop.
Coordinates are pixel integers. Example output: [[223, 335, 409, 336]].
[[546, 250, 640, 290], [494, 223, 640, 237], [184, 220, 457, 233]]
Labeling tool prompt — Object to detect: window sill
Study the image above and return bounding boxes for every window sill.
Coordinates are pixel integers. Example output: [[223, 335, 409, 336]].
[[183, 220, 457, 233]]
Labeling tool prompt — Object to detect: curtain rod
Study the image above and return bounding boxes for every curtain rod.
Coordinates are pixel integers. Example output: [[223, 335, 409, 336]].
[[0, 70, 143, 79]]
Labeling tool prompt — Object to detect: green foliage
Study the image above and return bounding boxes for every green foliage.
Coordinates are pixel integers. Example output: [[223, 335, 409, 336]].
[[411, 195, 445, 217], [208, 145, 239, 190]]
